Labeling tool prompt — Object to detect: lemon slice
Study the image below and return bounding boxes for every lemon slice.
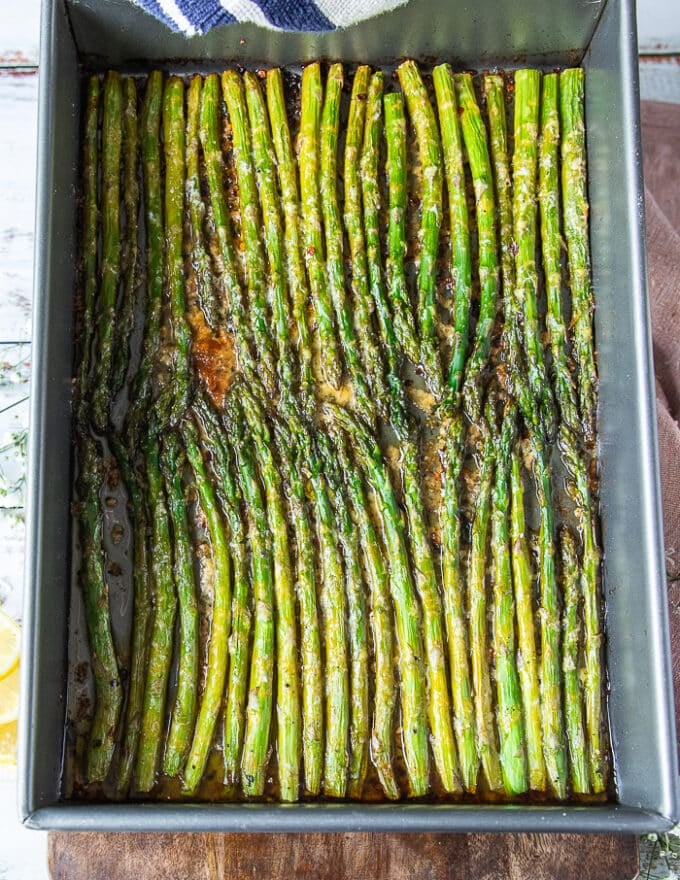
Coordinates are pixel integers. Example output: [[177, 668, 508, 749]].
[[0, 608, 21, 681], [0, 664, 20, 725], [0, 719, 18, 766]]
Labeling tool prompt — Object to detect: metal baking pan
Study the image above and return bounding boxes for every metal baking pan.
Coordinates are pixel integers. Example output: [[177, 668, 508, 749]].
[[18, 0, 680, 832]]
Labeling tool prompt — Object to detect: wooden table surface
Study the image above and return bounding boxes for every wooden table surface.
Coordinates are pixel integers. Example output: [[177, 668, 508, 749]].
[[2, 2, 679, 878]]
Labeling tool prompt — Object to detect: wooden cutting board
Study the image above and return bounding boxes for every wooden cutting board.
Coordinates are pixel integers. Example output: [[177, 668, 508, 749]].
[[48, 832, 638, 879]]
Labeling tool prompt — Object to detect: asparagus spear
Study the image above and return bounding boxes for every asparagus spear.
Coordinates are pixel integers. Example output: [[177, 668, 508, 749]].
[[90, 71, 122, 433], [490, 403, 528, 795], [468, 426, 503, 792], [77, 75, 100, 429], [182, 418, 233, 793], [509, 447, 545, 792], [244, 72, 294, 391], [160, 431, 199, 778], [199, 73, 256, 379], [560, 67, 598, 443], [134, 431, 177, 792], [127, 70, 163, 446], [512, 69, 555, 439], [531, 430, 567, 799], [193, 396, 252, 788], [317, 429, 369, 799], [294, 416, 349, 798], [111, 77, 139, 397], [78, 436, 123, 783], [270, 408, 323, 795], [229, 411, 274, 798], [221, 70, 277, 394], [440, 412, 478, 791], [111, 439, 151, 796], [455, 73, 499, 424], [559, 526, 590, 794], [156, 77, 191, 427], [321, 63, 374, 421], [239, 387, 300, 802], [186, 75, 221, 331], [344, 65, 388, 417], [539, 73, 580, 435], [330, 425, 400, 800], [397, 60, 443, 396], [327, 403, 430, 797], [558, 425, 606, 793], [401, 439, 460, 792], [361, 75, 410, 437], [433, 64, 472, 403], [383, 91, 421, 366], [266, 69, 314, 399], [299, 63, 341, 389]]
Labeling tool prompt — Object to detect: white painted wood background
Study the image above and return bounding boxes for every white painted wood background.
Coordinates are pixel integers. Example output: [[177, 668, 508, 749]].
[[0, 0, 676, 877]]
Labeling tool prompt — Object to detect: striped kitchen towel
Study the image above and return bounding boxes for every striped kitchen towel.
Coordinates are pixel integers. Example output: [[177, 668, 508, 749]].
[[132, 0, 411, 34]]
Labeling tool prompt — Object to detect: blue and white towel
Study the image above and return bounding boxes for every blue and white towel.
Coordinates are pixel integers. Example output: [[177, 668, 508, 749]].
[[132, 0, 410, 35]]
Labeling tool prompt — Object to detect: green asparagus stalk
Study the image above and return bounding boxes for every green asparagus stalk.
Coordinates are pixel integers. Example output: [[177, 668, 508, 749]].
[[79, 436, 123, 783], [402, 439, 460, 792], [318, 429, 369, 799], [560, 68, 598, 443], [199, 73, 256, 380], [270, 409, 323, 795], [483, 74, 533, 421], [192, 396, 252, 788], [134, 431, 177, 792], [244, 72, 294, 391], [490, 403, 528, 795], [230, 411, 274, 798], [77, 75, 100, 429], [455, 73, 499, 423], [111, 76, 139, 396], [111, 439, 151, 797], [265, 69, 314, 399], [383, 91, 421, 366], [344, 65, 388, 417], [127, 70, 163, 446], [160, 431, 199, 778], [186, 75, 221, 331], [293, 416, 348, 798], [509, 445, 545, 792], [326, 403, 430, 797], [559, 526, 590, 794], [239, 387, 300, 802], [156, 77, 191, 426], [397, 60, 443, 397], [483, 75, 513, 319], [440, 412, 478, 791], [182, 418, 233, 793], [512, 69, 555, 439], [433, 64, 472, 402], [330, 425, 399, 800], [468, 426, 503, 792], [299, 63, 341, 389], [531, 430, 567, 799], [558, 425, 606, 793], [539, 73, 580, 435], [321, 63, 374, 421], [90, 71, 122, 433], [361, 74, 409, 438], [221, 70, 277, 394]]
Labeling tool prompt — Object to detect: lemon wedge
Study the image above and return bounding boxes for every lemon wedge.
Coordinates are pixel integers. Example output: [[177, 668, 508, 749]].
[[0, 607, 20, 681], [0, 664, 20, 725], [0, 719, 18, 767]]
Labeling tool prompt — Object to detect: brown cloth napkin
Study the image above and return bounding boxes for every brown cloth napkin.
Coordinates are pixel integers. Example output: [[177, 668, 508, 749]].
[[641, 100, 680, 737]]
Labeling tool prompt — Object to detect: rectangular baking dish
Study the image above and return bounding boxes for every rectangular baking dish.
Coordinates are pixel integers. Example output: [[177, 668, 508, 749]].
[[18, 0, 680, 832]]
